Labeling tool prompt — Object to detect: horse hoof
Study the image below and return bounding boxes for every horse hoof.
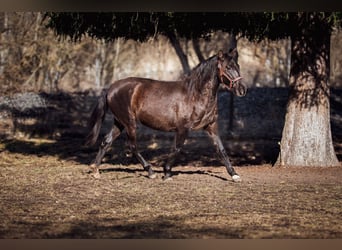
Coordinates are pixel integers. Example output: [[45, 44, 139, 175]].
[[162, 176, 173, 181], [148, 173, 157, 179], [91, 172, 101, 179], [232, 175, 241, 182]]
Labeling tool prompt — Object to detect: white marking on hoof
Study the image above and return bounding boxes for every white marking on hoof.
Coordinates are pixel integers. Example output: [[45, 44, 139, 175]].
[[92, 171, 101, 179], [148, 173, 157, 179], [232, 175, 241, 182], [163, 176, 173, 181]]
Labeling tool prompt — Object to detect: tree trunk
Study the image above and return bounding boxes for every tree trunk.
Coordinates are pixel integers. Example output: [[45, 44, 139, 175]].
[[228, 35, 238, 131], [112, 37, 121, 82], [193, 38, 205, 63], [276, 13, 339, 167], [167, 31, 191, 75]]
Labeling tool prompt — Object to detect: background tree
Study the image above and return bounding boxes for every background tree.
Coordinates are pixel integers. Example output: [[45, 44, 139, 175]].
[[45, 12, 341, 167], [226, 12, 340, 167], [44, 13, 238, 75], [0, 12, 93, 93]]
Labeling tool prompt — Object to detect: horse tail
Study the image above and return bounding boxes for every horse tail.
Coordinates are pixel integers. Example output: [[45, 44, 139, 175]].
[[85, 89, 108, 146]]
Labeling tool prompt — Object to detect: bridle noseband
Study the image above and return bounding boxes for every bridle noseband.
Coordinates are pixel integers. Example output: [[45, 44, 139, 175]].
[[218, 61, 243, 89]]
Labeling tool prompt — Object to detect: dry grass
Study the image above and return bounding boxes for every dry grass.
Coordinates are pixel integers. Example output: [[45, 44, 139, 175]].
[[0, 137, 341, 238]]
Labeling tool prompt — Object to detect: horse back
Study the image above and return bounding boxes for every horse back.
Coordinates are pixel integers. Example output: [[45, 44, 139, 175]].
[[106, 77, 217, 132], [106, 77, 187, 130]]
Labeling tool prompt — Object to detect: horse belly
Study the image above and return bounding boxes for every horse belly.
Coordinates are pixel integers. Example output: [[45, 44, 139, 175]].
[[132, 81, 191, 132], [137, 107, 179, 132]]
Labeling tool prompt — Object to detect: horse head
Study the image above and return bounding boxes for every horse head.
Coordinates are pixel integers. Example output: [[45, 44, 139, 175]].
[[217, 49, 247, 97]]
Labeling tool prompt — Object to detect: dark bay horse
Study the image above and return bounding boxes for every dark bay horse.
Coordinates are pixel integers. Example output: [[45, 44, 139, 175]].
[[85, 49, 247, 181]]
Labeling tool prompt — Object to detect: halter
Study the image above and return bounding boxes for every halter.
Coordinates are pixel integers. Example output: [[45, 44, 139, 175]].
[[218, 61, 243, 89]]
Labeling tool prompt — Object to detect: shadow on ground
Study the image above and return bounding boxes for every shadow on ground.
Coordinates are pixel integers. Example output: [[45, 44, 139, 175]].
[[49, 215, 244, 238], [0, 133, 281, 170], [0, 87, 341, 172]]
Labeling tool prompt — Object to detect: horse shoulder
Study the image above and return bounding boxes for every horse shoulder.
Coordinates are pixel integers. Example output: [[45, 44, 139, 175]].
[[188, 96, 219, 130]]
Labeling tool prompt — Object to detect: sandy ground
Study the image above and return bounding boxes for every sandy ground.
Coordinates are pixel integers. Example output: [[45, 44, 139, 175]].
[[0, 137, 341, 238]]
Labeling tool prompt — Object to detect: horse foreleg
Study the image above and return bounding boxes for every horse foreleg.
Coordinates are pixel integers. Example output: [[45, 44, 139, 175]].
[[205, 123, 241, 182], [126, 126, 156, 179], [163, 129, 188, 181], [90, 124, 122, 178]]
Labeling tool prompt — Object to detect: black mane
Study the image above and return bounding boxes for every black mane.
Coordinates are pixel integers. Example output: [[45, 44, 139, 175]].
[[185, 55, 219, 95]]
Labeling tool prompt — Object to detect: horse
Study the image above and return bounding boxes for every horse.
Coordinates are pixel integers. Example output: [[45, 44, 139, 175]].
[[85, 49, 247, 182]]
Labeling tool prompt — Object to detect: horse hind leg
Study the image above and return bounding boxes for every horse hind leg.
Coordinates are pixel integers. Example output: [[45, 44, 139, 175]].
[[126, 124, 156, 179], [90, 122, 123, 179], [163, 128, 188, 181]]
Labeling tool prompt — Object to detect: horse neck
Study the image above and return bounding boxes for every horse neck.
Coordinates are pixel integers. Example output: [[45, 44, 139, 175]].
[[187, 57, 220, 98]]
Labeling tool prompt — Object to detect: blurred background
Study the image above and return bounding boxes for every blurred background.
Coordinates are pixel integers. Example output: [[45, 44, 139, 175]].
[[1, 12, 341, 94]]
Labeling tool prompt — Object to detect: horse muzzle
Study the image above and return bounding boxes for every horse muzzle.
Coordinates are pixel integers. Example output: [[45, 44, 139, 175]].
[[220, 75, 247, 97], [232, 82, 247, 97]]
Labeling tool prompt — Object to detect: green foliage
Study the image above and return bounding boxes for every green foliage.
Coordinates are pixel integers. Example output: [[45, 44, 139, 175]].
[[45, 12, 342, 42], [45, 13, 157, 42], [220, 12, 342, 42]]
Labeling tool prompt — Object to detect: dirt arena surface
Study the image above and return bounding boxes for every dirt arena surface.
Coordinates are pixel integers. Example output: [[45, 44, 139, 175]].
[[0, 137, 341, 238]]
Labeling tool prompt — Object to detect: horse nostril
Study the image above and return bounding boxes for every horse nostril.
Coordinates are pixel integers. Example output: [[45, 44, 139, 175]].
[[241, 86, 247, 96], [234, 83, 247, 97]]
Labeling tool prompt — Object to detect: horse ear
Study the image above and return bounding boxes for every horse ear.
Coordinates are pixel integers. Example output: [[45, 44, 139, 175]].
[[217, 50, 224, 60], [228, 48, 238, 60]]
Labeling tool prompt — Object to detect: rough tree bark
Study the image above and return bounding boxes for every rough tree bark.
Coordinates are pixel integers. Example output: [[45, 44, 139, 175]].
[[276, 13, 339, 167], [228, 35, 238, 131], [167, 31, 191, 75], [193, 38, 205, 63]]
